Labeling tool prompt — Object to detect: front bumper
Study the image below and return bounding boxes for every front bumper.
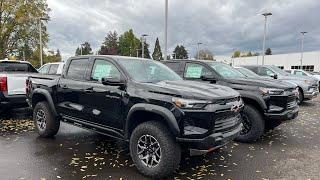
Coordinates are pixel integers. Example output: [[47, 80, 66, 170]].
[[265, 106, 299, 121], [176, 124, 241, 154], [304, 89, 319, 100]]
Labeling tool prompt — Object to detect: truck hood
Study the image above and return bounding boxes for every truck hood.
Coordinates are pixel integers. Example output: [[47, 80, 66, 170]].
[[224, 77, 295, 89], [137, 80, 240, 100], [278, 74, 318, 85]]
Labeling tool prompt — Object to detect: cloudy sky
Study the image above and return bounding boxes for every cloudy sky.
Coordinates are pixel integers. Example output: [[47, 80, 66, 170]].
[[46, 0, 320, 59]]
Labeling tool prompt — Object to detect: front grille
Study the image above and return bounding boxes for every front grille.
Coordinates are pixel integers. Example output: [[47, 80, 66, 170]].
[[287, 95, 297, 109], [215, 96, 240, 105], [214, 113, 241, 133]]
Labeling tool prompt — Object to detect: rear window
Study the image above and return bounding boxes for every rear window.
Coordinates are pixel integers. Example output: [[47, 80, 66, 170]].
[[48, 64, 59, 74], [0, 62, 37, 72], [66, 59, 89, 80]]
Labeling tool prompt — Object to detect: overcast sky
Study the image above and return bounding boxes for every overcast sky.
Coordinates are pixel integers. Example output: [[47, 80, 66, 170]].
[[46, 0, 320, 60]]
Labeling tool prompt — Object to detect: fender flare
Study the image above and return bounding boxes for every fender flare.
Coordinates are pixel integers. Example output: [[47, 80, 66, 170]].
[[238, 90, 267, 110], [125, 103, 180, 138], [31, 89, 58, 116]]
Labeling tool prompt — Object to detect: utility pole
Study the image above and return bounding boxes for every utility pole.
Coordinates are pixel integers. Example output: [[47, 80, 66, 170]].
[[261, 12, 272, 65], [141, 34, 148, 58], [300, 31, 307, 69], [197, 42, 202, 60], [164, 0, 168, 60], [39, 17, 48, 66]]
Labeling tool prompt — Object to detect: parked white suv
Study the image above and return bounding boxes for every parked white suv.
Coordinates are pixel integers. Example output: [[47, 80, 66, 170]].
[[0, 60, 38, 113], [38, 62, 65, 75]]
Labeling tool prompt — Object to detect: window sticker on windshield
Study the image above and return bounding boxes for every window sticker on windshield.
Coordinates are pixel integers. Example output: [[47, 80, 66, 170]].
[[93, 64, 111, 80], [186, 66, 203, 78]]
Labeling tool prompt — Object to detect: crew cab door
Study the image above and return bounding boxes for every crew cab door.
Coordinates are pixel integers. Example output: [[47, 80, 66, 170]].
[[56, 58, 92, 121], [84, 58, 124, 130]]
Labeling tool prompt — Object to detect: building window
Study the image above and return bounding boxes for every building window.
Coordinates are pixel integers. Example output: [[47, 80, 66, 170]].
[[291, 65, 314, 71]]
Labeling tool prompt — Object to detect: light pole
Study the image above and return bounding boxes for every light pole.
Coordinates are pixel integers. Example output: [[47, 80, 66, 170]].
[[141, 34, 148, 58], [261, 12, 272, 65], [136, 49, 141, 57], [300, 31, 307, 69], [39, 17, 49, 66], [164, 0, 168, 61], [197, 42, 202, 60]]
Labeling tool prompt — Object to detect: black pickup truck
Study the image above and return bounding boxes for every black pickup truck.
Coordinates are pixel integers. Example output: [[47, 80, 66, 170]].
[[26, 55, 243, 177], [163, 60, 299, 143]]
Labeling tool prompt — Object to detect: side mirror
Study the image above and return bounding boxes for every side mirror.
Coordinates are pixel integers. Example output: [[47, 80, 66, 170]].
[[101, 77, 125, 86], [270, 73, 278, 79], [200, 74, 216, 82]]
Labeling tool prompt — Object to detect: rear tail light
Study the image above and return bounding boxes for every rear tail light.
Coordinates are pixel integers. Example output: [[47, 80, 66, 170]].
[[0, 76, 8, 92]]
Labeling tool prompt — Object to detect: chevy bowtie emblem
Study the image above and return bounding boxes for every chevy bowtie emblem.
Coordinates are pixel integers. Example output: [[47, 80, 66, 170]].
[[231, 105, 241, 113]]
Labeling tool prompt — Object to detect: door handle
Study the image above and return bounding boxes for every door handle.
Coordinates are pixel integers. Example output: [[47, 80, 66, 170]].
[[61, 84, 68, 89], [84, 87, 94, 93]]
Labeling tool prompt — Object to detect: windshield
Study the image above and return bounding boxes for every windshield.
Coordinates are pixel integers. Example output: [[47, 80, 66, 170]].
[[118, 58, 182, 83], [206, 62, 246, 78], [269, 66, 290, 76], [236, 67, 260, 78], [0, 62, 37, 72]]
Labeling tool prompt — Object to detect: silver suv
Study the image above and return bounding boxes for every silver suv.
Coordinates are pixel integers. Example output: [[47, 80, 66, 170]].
[[243, 65, 319, 104]]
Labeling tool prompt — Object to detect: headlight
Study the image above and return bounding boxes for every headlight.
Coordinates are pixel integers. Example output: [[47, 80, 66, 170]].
[[172, 97, 210, 109], [304, 80, 312, 85], [259, 87, 284, 95]]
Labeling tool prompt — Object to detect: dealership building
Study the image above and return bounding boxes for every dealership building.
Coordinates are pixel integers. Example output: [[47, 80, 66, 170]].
[[215, 50, 320, 72]]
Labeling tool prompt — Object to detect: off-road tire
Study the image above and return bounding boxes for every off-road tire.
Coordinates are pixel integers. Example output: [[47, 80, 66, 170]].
[[130, 121, 181, 178], [235, 105, 265, 143], [297, 89, 304, 105], [33, 101, 60, 138]]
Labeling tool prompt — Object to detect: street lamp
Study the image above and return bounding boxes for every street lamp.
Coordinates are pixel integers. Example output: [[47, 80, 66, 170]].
[[300, 31, 307, 69], [141, 34, 148, 58], [164, 0, 168, 61], [197, 42, 202, 60], [261, 12, 272, 65], [39, 17, 49, 66]]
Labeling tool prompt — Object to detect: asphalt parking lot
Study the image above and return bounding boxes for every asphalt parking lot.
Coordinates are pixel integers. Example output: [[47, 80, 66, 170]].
[[1, 97, 320, 180]]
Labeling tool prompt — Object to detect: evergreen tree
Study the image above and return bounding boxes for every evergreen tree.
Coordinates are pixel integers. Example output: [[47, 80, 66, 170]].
[[265, 48, 272, 55], [56, 49, 62, 61], [137, 41, 151, 59], [75, 42, 93, 55], [118, 29, 140, 57], [152, 38, 163, 60], [173, 45, 188, 59], [99, 31, 118, 55]]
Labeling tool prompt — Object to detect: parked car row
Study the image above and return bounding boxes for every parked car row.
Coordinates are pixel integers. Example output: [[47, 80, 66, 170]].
[[1, 56, 318, 178]]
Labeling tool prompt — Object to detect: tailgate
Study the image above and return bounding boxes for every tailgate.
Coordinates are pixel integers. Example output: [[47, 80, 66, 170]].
[[7, 73, 32, 95]]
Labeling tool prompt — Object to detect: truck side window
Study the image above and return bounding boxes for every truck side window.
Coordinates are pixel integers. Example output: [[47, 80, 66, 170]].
[[258, 67, 274, 76], [48, 64, 59, 74], [66, 58, 89, 80], [294, 71, 306, 76], [165, 62, 183, 75], [38, 64, 50, 74], [184, 63, 212, 78], [91, 59, 121, 81]]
